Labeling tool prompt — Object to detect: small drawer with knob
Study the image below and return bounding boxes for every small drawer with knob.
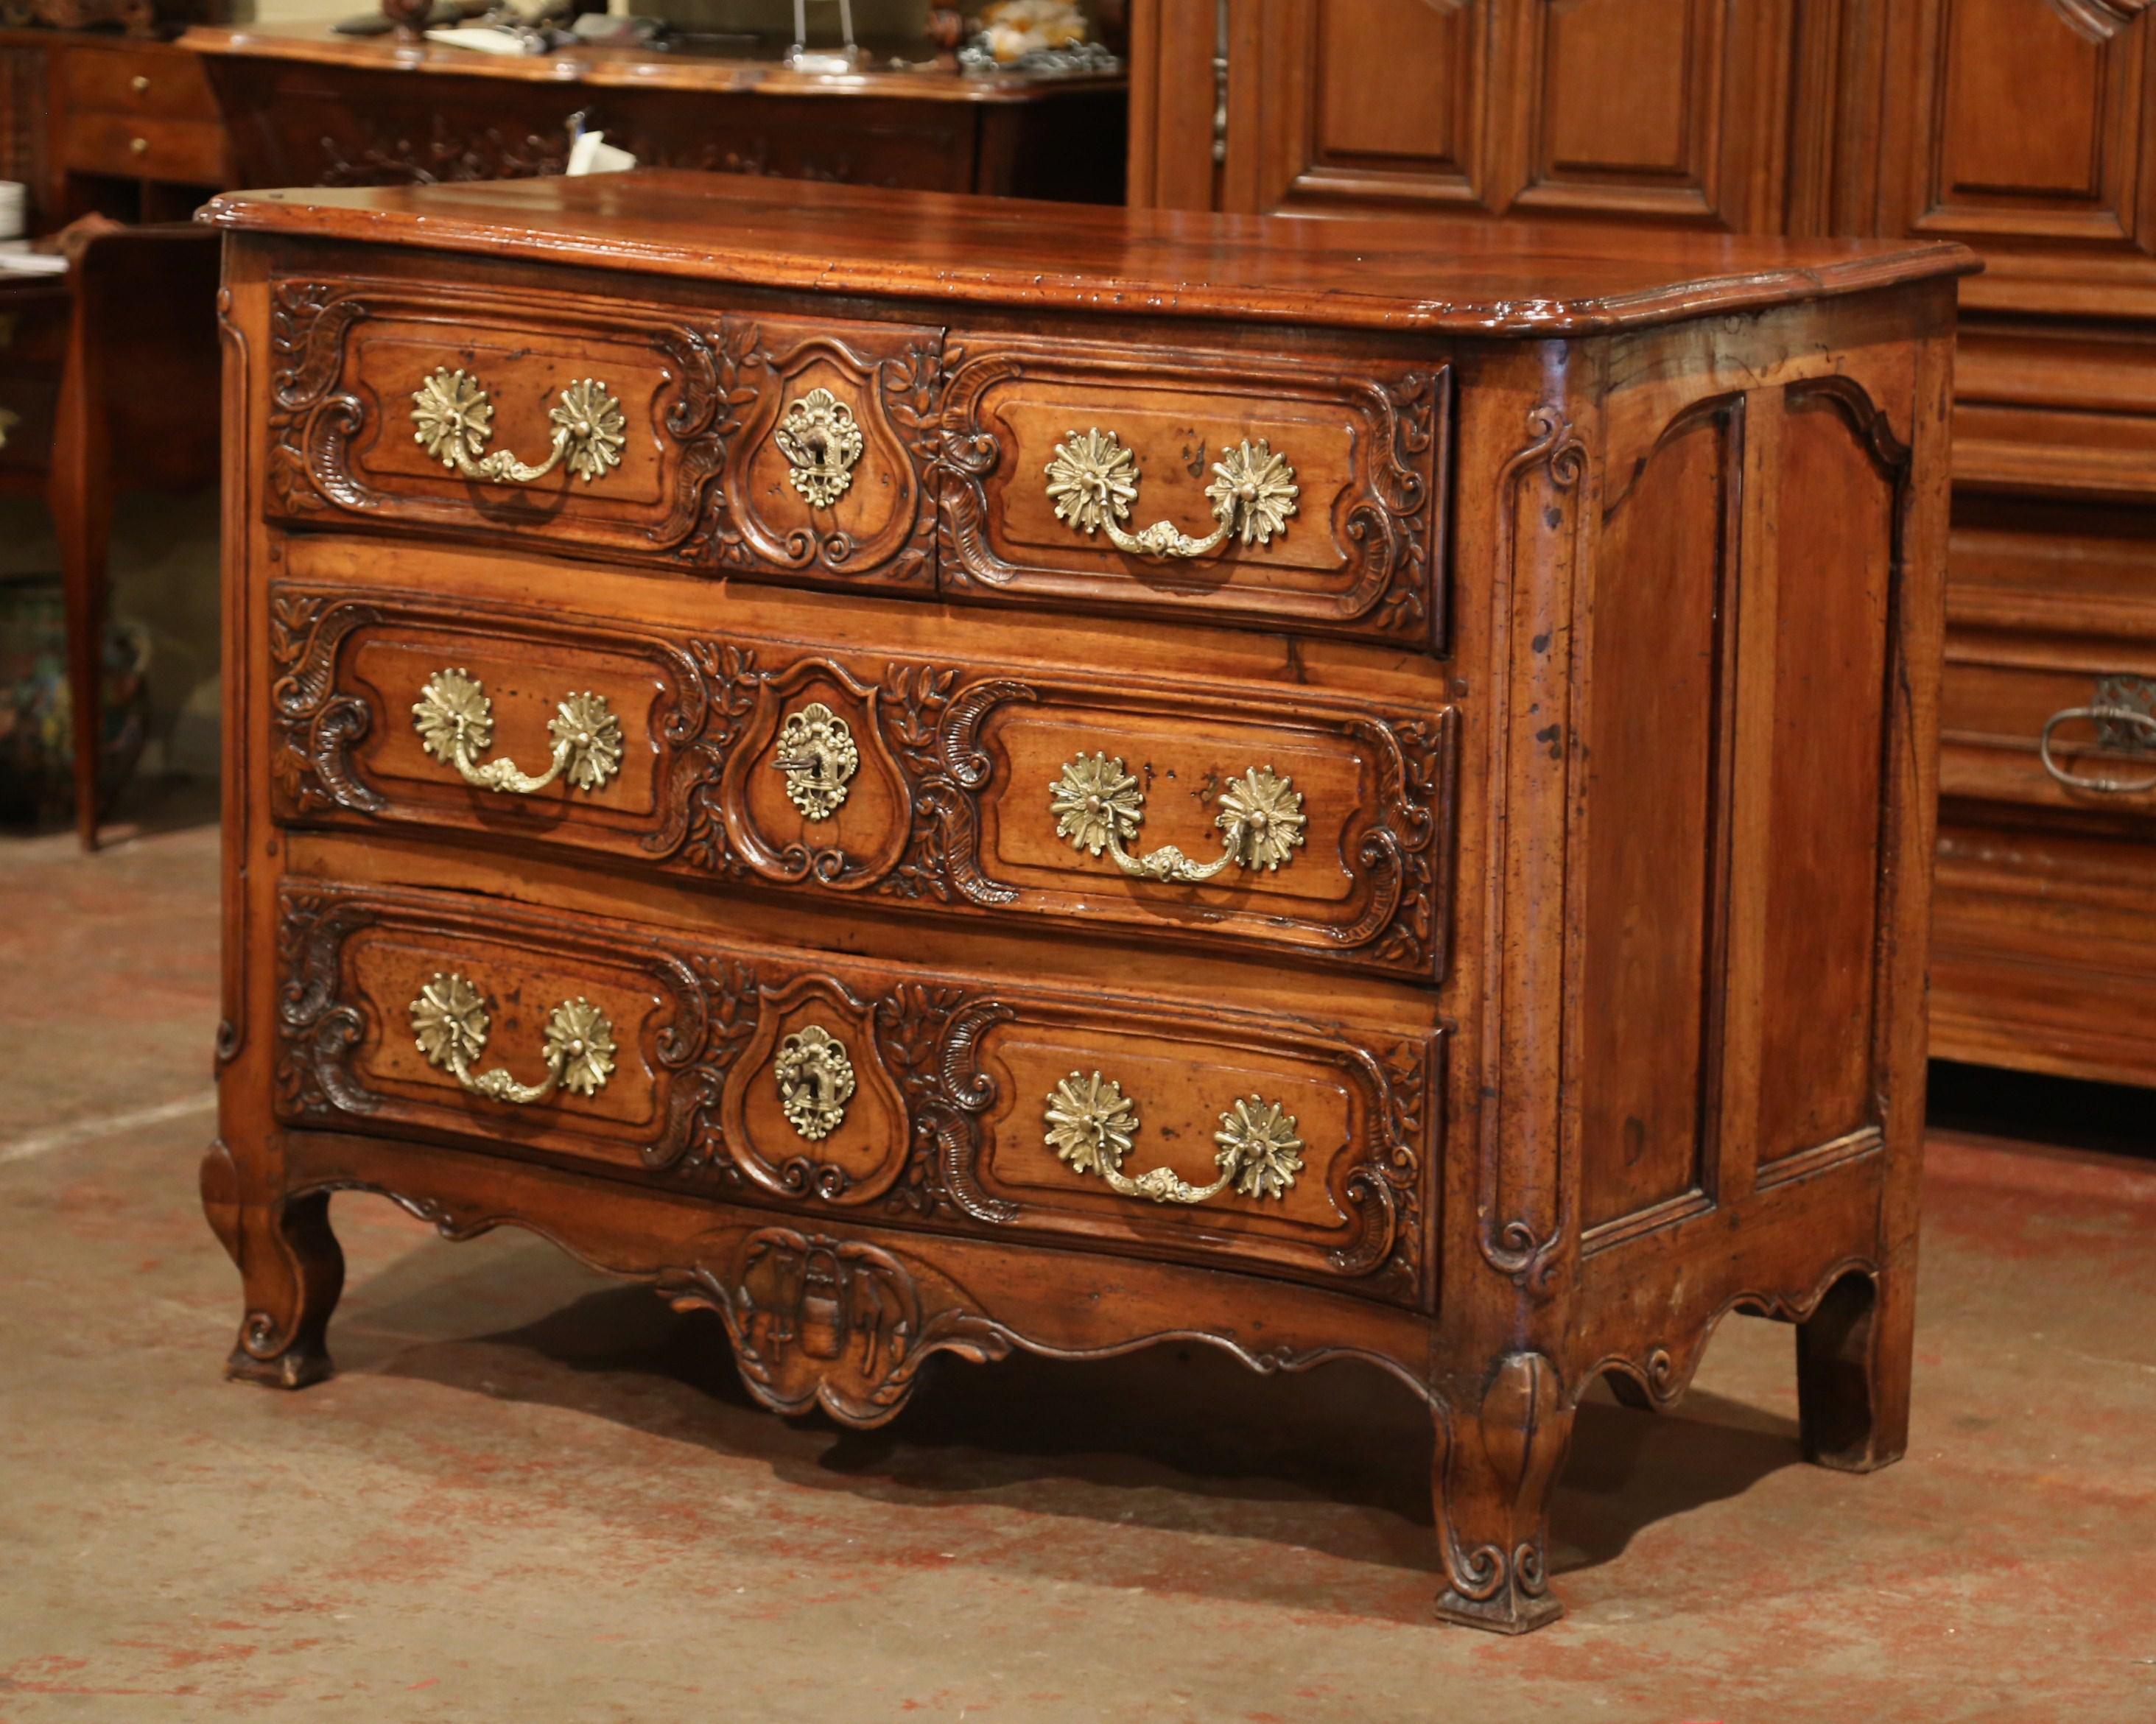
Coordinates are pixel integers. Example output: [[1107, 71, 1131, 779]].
[[264, 580, 1456, 981], [261, 274, 940, 589], [938, 334, 1450, 649], [60, 43, 224, 124], [60, 112, 231, 186], [274, 879, 1440, 1303]]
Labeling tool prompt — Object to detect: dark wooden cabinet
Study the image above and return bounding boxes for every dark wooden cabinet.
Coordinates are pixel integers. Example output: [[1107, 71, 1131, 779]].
[[1131, 0, 2156, 1088], [203, 169, 1964, 1633]]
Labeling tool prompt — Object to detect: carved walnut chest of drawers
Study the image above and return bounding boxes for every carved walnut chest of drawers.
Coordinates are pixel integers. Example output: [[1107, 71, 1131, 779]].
[[200, 172, 1970, 1633]]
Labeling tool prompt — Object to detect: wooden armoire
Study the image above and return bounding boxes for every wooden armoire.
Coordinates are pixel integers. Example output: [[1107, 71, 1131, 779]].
[[1129, 0, 2156, 1088]]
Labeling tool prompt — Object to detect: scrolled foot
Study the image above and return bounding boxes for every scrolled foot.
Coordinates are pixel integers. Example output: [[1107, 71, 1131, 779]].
[[1431, 1350, 1576, 1634], [203, 1145, 344, 1392]]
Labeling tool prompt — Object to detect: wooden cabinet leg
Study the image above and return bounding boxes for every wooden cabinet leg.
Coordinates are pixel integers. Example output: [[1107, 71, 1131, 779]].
[[201, 1139, 344, 1390], [1797, 1266, 1912, 1472], [1431, 1350, 1575, 1633], [52, 269, 111, 851]]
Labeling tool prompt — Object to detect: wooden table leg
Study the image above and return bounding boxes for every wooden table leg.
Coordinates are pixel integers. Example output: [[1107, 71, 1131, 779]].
[[50, 263, 109, 851]]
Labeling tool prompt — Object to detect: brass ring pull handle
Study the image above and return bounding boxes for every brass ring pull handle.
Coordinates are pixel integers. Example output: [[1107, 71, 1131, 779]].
[[410, 971, 617, 1105], [1051, 753, 1306, 884], [2038, 706, 2156, 795], [410, 366, 627, 486], [1044, 1071, 1305, 1205], [1044, 429, 1299, 560], [413, 668, 624, 797]]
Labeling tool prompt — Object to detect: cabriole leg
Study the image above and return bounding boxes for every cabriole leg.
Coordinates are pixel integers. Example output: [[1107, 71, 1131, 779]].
[[1431, 1350, 1575, 1633], [201, 1141, 345, 1390]]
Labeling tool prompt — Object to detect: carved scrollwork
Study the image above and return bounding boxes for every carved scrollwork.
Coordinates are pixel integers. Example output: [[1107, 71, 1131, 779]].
[[273, 892, 379, 1122], [268, 591, 386, 817], [661, 1228, 1012, 1428], [314, 115, 571, 187], [675, 324, 944, 586]]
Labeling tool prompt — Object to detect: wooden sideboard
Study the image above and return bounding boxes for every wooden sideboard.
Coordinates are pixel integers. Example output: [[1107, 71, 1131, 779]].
[[1129, 0, 2156, 1088], [203, 169, 1965, 1633], [0, 27, 1127, 222], [186, 27, 1126, 202]]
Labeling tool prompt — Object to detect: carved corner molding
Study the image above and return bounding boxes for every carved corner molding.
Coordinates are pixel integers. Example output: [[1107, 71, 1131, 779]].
[[1476, 406, 1588, 1299]]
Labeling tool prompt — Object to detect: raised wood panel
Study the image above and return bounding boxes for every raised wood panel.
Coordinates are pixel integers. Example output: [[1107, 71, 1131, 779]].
[[1226, 0, 1491, 213], [1900, 0, 2155, 247], [1752, 394, 1895, 1166], [1576, 405, 1736, 1231], [1509, 0, 1727, 219], [1220, 0, 1799, 228]]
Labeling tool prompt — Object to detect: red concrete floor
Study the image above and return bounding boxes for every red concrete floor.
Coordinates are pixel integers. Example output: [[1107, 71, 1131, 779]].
[[3, 817, 2154, 1721]]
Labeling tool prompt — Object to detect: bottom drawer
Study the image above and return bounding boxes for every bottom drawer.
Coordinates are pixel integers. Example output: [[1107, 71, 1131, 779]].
[[272, 880, 1436, 1305]]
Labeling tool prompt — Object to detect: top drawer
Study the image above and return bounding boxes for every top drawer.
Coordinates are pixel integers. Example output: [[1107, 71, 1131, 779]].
[[938, 337, 1447, 649], [264, 274, 1447, 650], [61, 45, 221, 124], [264, 275, 942, 591]]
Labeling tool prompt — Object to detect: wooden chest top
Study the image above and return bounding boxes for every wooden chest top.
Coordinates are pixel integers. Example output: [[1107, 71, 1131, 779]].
[[201, 169, 1973, 336]]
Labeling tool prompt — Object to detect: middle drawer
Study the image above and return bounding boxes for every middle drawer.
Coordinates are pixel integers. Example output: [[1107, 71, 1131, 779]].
[[267, 583, 1456, 982]]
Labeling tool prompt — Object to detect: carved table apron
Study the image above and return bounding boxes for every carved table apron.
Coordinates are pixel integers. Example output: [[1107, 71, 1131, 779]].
[[201, 172, 1972, 1633]]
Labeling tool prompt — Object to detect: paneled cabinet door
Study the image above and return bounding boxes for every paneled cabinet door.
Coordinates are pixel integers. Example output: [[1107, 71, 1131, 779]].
[[1195, 0, 1814, 231], [1877, 0, 2156, 309]]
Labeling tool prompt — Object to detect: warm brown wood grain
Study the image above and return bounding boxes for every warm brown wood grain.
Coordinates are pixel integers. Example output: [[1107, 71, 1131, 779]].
[[206, 181, 1962, 1635], [198, 170, 1974, 337]]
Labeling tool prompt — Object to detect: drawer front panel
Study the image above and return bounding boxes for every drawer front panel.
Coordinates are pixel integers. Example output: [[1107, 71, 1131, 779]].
[[275, 881, 1436, 1304], [267, 584, 1455, 980], [62, 46, 222, 123], [1940, 647, 2156, 820], [62, 112, 227, 183], [265, 276, 940, 589], [939, 337, 1447, 648]]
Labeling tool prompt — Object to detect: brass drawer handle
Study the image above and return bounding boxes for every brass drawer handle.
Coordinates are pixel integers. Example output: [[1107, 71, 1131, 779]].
[[413, 668, 623, 798], [1044, 429, 1298, 560], [2038, 706, 2156, 795], [1051, 753, 1305, 883], [410, 367, 626, 486], [1045, 1071, 1305, 1204], [410, 971, 616, 1105], [130, 74, 150, 94]]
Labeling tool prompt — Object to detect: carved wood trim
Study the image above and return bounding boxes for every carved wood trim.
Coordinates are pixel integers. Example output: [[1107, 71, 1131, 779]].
[[1581, 1255, 1881, 1412]]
